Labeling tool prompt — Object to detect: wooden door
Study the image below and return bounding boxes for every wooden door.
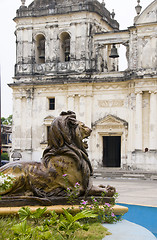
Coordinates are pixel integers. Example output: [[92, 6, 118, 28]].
[[103, 136, 121, 167]]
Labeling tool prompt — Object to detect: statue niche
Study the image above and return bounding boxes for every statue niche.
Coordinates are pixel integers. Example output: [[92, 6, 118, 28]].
[[0, 111, 115, 206]]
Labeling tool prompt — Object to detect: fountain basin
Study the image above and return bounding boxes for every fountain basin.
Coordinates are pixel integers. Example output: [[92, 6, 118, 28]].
[[102, 220, 156, 240]]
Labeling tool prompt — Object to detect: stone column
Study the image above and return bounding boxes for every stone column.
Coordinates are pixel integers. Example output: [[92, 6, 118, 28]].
[[103, 45, 108, 72], [128, 91, 135, 151], [16, 29, 23, 64], [70, 23, 76, 60], [135, 91, 143, 150], [44, 27, 49, 63], [49, 24, 59, 62], [26, 97, 33, 151], [27, 28, 33, 63], [68, 95, 75, 112], [79, 95, 86, 123], [149, 91, 157, 150], [12, 96, 22, 150], [85, 95, 92, 128]]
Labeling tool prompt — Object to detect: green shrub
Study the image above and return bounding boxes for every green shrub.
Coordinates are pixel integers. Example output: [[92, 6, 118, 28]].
[[1, 152, 9, 160]]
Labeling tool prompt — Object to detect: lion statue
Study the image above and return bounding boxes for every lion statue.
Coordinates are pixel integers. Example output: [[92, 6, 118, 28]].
[[0, 111, 115, 202]]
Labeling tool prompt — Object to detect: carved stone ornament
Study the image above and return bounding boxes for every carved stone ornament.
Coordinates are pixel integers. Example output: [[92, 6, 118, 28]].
[[93, 114, 128, 130], [0, 111, 115, 206], [98, 99, 124, 107]]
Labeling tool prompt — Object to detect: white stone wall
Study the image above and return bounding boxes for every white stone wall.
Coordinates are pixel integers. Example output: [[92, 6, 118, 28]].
[[11, 78, 157, 170], [11, 1, 157, 170]]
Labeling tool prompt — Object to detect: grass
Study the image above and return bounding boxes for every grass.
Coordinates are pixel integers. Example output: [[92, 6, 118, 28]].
[[74, 222, 111, 240], [0, 216, 111, 240], [0, 216, 110, 240], [0, 216, 18, 239]]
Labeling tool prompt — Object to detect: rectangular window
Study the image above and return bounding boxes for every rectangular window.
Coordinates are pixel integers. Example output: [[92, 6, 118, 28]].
[[49, 98, 55, 110]]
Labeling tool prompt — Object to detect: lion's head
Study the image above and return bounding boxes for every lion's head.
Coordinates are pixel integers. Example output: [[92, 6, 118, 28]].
[[47, 111, 92, 151], [42, 111, 93, 175], [74, 121, 92, 150]]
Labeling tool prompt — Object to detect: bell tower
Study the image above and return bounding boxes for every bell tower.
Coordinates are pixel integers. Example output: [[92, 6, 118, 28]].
[[11, 0, 120, 161], [14, 0, 119, 78]]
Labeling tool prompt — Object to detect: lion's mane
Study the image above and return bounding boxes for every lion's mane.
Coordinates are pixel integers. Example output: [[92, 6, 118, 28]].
[[42, 111, 93, 175]]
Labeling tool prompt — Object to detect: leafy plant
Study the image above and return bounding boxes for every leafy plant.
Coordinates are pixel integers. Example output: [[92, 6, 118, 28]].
[[18, 207, 31, 221], [1, 152, 9, 160], [47, 208, 97, 240], [79, 194, 121, 224], [11, 220, 30, 239], [0, 215, 110, 240], [1, 115, 12, 125], [11, 207, 98, 240], [62, 174, 80, 205], [11, 220, 53, 240], [18, 206, 47, 223], [11, 208, 54, 240], [113, 191, 119, 202], [5, 178, 121, 239], [0, 172, 15, 194]]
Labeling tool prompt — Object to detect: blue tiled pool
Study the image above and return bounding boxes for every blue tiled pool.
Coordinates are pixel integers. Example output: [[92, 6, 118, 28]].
[[118, 203, 157, 238]]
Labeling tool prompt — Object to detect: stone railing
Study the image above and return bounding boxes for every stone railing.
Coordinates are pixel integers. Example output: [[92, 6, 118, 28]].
[[15, 60, 89, 76]]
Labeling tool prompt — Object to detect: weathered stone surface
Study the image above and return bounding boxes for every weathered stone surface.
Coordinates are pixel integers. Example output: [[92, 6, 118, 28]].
[[0, 196, 114, 207], [16, 0, 119, 30], [9, 0, 157, 172]]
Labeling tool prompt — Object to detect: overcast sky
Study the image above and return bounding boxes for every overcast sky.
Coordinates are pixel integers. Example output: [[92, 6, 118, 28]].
[[0, 0, 153, 117]]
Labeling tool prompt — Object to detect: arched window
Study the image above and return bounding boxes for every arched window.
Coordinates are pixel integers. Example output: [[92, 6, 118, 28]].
[[35, 34, 45, 64], [60, 32, 70, 62]]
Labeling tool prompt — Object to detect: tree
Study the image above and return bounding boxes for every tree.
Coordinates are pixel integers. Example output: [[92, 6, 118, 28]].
[[1, 152, 9, 160], [1, 115, 12, 125]]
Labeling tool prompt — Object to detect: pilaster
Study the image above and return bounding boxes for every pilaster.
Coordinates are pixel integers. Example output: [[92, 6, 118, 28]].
[[85, 94, 92, 128], [149, 91, 157, 150], [135, 91, 143, 150], [68, 95, 75, 112], [79, 95, 86, 123]]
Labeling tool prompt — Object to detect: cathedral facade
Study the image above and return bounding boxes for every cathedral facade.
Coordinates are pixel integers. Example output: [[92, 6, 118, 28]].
[[10, 0, 157, 170]]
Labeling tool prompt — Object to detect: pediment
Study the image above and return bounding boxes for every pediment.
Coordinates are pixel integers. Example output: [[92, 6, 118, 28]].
[[43, 115, 55, 124], [135, 0, 157, 25], [44, 115, 55, 120], [93, 115, 128, 128]]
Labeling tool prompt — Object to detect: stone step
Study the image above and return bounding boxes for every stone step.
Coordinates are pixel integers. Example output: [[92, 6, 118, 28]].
[[150, 175, 157, 180], [122, 174, 146, 180], [93, 168, 157, 180]]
